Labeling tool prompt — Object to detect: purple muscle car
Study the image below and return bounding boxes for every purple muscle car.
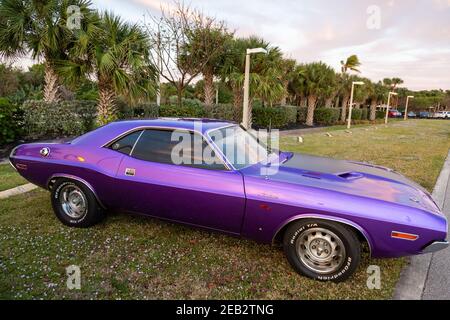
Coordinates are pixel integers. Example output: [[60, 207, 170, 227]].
[[9, 119, 449, 282]]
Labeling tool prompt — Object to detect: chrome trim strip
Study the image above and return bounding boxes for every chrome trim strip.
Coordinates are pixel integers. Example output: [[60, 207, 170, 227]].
[[421, 240, 449, 254], [205, 124, 237, 171], [129, 130, 145, 157], [102, 125, 206, 148], [47, 174, 106, 209], [271, 215, 373, 256]]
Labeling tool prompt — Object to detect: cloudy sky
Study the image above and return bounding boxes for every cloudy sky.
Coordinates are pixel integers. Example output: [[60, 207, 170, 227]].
[[88, 0, 450, 91]]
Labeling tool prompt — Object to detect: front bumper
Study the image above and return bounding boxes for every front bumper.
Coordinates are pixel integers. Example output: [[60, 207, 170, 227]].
[[421, 241, 449, 254]]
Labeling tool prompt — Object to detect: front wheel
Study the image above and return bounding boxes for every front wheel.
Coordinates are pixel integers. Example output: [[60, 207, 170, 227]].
[[283, 219, 361, 282], [51, 179, 105, 228]]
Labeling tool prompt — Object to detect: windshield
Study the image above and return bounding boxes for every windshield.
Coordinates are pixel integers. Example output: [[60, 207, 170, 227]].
[[208, 125, 271, 170]]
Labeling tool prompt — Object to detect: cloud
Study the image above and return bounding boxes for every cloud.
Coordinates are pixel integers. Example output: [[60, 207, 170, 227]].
[[21, 0, 450, 90]]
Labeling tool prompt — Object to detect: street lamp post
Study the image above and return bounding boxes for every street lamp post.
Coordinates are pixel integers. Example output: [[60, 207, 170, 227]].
[[347, 81, 364, 129], [242, 48, 268, 129], [404, 96, 414, 120], [385, 92, 398, 124]]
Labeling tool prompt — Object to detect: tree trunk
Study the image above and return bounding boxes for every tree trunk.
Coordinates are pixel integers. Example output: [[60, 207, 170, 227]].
[[43, 62, 61, 103], [203, 71, 215, 107], [280, 80, 289, 106], [177, 84, 183, 107], [232, 83, 243, 122], [97, 80, 117, 125], [370, 100, 377, 121], [306, 95, 317, 127], [325, 98, 333, 108], [340, 94, 350, 122]]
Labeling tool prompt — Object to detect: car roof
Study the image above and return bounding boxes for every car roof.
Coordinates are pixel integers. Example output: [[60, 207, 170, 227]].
[[73, 118, 236, 147]]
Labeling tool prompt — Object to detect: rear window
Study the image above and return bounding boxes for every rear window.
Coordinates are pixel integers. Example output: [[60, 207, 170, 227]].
[[109, 130, 143, 155]]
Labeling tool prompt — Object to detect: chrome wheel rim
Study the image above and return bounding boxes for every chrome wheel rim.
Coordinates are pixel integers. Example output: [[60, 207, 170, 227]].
[[296, 228, 346, 274], [60, 185, 87, 219]]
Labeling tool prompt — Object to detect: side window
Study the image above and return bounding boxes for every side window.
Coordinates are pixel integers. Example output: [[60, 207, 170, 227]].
[[132, 129, 177, 164], [131, 129, 228, 170], [109, 130, 143, 155]]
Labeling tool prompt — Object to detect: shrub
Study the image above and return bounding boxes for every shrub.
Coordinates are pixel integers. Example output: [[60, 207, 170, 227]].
[[284, 106, 298, 126], [22, 100, 97, 139], [376, 110, 385, 119], [0, 98, 23, 145], [159, 103, 206, 118], [207, 104, 235, 122], [124, 103, 159, 119], [297, 106, 308, 123], [361, 108, 369, 120], [314, 108, 340, 125], [252, 105, 297, 129], [351, 109, 363, 120]]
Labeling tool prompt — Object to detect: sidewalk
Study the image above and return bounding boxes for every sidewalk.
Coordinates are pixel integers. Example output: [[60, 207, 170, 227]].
[[394, 150, 450, 300]]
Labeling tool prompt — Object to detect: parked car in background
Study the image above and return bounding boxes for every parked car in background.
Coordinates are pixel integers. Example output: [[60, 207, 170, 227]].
[[388, 109, 402, 118], [419, 112, 430, 119], [433, 111, 450, 119], [407, 112, 417, 118], [9, 119, 449, 282]]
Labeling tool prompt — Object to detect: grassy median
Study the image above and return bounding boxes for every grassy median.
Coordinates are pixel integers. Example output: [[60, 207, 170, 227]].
[[0, 120, 449, 299], [0, 164, 28, 192]]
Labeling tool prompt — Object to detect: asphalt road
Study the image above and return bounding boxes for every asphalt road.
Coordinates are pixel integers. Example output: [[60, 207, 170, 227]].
[[394, 150, 450, 300], [422, 180, 450, 300]]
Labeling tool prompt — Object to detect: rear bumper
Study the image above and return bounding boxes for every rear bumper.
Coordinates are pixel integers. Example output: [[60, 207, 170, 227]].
[[421, 241, 449, 254]]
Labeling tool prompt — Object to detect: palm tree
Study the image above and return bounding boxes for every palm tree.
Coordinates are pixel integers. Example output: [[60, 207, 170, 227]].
[[0, 0, 94, 102], [220, 36, 281, 121], [59, 12, 156, 125], [184, 18, 232, 108], [322, 70, 338, 108], [302, 62, 336, 126], [339, 55, 361, 121], [383, 77, 404, 91], [289, 64, 307, 119], [279, 58, 296, 106], [341, 55, 361, 73], [368, 81, 387, 121]]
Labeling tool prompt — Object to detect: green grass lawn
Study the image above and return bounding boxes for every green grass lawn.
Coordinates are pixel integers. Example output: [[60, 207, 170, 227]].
[[0, 163, 28, 192], [0, 120, 449, 300]]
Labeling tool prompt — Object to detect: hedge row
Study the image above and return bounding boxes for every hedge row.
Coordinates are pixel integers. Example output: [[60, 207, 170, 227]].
[[17, 99, 382, 142], [19, 100, 300, 140], [22, 100, 97, 139], [0, 98, 24, 144], [252, 105, 297, 128]]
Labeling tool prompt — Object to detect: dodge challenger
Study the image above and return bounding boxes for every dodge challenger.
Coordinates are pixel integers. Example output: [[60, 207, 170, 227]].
[[9, 119, 448, 282]]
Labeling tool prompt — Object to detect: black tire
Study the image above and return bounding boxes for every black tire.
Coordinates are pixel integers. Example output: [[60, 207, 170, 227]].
[[283, 219, 361, 282], [51, 179, 105, 228]]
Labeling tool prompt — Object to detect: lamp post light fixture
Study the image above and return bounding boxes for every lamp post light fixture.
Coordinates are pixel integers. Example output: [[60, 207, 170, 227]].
[[347, 81, 365, 129], [404, 96, 414, 120], [385, 92, 398, 124], [242, 47, 268, 129]]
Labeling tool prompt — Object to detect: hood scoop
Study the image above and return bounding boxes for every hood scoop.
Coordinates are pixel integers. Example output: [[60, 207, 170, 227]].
[[338, 172, 363, 180]]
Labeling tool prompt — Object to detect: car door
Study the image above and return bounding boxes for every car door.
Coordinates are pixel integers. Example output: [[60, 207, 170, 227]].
[[112, 128, 246, 235]]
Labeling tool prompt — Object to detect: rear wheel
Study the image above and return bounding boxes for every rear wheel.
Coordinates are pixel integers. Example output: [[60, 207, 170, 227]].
[[51, 179, 105, 228], [283, 219, 361, 282]]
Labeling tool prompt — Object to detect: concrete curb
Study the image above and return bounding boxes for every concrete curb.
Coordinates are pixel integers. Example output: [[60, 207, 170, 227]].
[[393, 150, 450, 300], [0, 183, 38, 200]]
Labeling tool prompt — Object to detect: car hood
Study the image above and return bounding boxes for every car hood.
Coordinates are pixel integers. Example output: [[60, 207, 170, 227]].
[[241, 152, 441, 214]]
